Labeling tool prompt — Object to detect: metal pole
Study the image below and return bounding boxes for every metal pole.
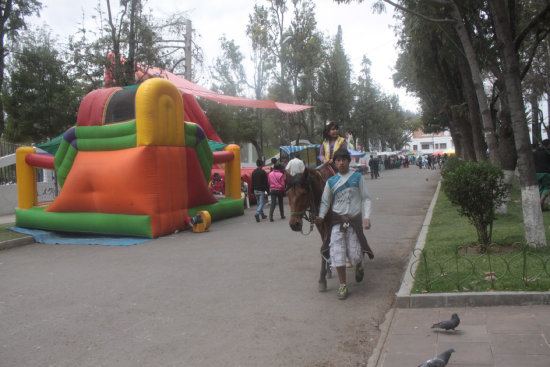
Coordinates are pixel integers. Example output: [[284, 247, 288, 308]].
[[259, 111, 264, 161], [185, 19, 192, 80]]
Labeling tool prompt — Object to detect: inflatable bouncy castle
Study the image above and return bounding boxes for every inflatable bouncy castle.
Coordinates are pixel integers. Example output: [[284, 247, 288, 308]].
[[15, 78, 243, 238]]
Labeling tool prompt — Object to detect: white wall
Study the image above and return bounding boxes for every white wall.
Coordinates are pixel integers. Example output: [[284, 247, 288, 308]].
[[0, 182, 57, 215]]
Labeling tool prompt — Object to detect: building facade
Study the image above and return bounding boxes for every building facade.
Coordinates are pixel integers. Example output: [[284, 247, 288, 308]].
[[403, 130, 455, 155]]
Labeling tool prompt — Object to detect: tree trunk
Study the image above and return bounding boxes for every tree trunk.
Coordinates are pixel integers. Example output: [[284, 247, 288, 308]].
[[448, 1, 500, 165], [250, 139, 262, 161], [495, 97, 517, 214], [489, 0, 546, 247], [457, 52, 487, 161], [447, 121, 464, 158], [495, 96, 518, 172], [494, 95, 516, 214], [125, 0, 138, 86], [450, 108, 476, 160]]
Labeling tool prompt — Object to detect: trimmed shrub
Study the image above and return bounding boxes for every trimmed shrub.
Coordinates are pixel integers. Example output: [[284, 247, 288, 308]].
[[441, 157, 508, 250]]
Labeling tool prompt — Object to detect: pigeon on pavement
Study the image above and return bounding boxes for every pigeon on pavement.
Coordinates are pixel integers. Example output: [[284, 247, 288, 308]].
[[417, 348, 455, 367], [431, 313, 460, 331]]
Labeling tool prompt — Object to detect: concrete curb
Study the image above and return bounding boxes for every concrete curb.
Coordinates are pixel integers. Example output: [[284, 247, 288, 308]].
[[395, 290, 550, 308], [0, 236, 35, 251], [366, 307, 395, 367], [394, 180, 550, 308]]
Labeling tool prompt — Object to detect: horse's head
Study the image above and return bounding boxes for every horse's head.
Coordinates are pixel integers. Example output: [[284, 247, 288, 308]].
[[285, 169, 312, 232]]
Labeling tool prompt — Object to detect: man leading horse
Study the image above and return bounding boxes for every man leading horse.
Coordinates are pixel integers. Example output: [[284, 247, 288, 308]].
[[314, 148, 374, 300]]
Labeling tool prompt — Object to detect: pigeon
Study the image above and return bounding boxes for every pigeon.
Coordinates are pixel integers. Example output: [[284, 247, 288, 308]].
[[417, 348, 455, 367], [431, 313, 460, 331]]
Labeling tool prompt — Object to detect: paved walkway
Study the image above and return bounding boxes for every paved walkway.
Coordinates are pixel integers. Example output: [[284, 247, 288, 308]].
[[3, 169, 550, 366], [373, 306, 550, 367]]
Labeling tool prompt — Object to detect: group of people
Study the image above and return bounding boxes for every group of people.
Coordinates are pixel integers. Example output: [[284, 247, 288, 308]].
[[416, 154, 446, 169], [250, 158, 287, 222]]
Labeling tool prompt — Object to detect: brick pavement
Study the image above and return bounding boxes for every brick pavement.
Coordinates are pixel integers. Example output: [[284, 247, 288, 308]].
[[374, 305, 550, 367]]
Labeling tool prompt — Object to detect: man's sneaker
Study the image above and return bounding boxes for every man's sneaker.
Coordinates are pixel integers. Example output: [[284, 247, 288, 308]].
[[255, 213, 260, 222], [261, 214, 267, 219], [355, 262, 364, 283], [337, 284, 348, 300]]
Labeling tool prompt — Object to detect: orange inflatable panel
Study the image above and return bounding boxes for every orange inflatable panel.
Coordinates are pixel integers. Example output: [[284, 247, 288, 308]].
[[46, 146, 216, 237]]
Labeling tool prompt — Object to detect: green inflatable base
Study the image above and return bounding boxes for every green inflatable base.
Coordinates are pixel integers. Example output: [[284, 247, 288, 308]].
[[188, 197, 244, 220], [15, 207, 153, 237], [15, 197, 244, 239]]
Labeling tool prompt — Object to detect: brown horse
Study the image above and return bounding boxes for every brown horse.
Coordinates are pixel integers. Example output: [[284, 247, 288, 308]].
[[285, 165, 334, 291]]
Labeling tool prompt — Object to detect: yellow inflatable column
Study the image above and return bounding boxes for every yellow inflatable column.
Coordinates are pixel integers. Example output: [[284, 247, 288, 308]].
[[224, 144, 241, 200], [135, 78, 185, 147], [16, 147, 38, 209]]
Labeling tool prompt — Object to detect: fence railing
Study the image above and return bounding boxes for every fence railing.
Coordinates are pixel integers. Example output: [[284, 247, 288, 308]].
[[0, 141, 20, 184], [410, 243, 550, 293], [0, 141, 19, 156]]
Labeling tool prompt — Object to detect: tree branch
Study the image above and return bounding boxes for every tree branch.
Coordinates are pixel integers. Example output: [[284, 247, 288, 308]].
[[382, 0, 455, 24], [514, 2, 550, 50], [520, 28, 549, 80]]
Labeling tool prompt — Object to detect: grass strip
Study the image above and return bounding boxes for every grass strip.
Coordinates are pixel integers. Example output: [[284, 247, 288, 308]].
[[0, 223, 30, 242], [412, 182, 550, 293]]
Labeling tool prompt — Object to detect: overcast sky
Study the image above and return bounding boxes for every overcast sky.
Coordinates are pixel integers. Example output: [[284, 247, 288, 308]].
[[31, 0, 419, 111]]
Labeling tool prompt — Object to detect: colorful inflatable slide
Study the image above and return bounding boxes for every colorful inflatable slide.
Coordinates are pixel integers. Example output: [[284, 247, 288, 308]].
[[15, 78, 243, 238]]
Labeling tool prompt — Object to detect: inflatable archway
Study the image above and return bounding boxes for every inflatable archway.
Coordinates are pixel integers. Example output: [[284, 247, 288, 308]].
[[15, 78, 243, 238]]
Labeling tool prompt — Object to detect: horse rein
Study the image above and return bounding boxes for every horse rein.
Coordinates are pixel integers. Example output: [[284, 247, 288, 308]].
[[289, 171, 324, 236]]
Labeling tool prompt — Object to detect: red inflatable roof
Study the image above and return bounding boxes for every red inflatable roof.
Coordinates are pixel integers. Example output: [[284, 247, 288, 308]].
[[141, 67, 313, 114]]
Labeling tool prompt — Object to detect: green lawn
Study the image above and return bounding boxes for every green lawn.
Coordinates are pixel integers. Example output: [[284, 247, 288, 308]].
[[0, 222, 29, 242], [412, 183, 550, 293]]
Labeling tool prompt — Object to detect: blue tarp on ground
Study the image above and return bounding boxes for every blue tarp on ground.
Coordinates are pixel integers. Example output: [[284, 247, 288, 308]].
[[8, 227, 152, 246]]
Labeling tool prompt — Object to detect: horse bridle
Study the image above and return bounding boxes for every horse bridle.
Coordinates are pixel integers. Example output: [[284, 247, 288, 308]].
[[289, 171, 323, 235]]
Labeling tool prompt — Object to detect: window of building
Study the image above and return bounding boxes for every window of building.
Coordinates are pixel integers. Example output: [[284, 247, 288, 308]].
[[421, 144, 430, 150], [440, 143, 447, 149], [413, 145, 417, 151]]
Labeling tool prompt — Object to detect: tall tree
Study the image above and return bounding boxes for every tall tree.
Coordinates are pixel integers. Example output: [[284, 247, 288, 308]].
[[336, 0, 550, 246], [317, 25, 353, 131], [103, 0, 164, 87], [392, 3, 482, 161], [352, 56, 381, 151], [206, 36, 260, 155], [3, 29, 79, 142], [247, 4, 274, 157], [247, 4, 273, 101], [0, 0, 42, 137], [487, 0, 549, 246], [284, 0, 324, 141]]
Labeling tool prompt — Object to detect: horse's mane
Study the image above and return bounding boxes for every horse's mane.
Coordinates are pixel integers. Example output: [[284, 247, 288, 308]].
[[287, 166, 333, 205]]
